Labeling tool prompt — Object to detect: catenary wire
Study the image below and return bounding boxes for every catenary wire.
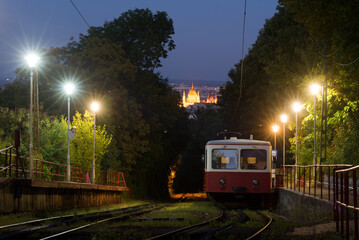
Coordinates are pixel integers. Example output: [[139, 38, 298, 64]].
[[69, 0, 91, 28]]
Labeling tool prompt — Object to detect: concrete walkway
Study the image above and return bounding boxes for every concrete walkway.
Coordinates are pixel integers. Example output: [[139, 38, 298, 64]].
[[289, 221, 336, 236]]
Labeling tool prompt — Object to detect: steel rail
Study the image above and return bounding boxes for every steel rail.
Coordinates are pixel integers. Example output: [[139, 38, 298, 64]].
[[145, 209, 224, 240], [245, 211, 273, 240], [40, 204, 164, 240], [0, 204, 161, 240], [0, 204, 153, 231]]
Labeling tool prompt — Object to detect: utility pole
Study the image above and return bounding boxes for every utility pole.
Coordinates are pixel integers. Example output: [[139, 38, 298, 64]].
[[33, 70, 40, 154], [320, 44, 328, 164]]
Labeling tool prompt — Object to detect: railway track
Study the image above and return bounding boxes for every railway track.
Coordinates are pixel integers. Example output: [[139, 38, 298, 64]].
[[0, 201, 273, 239], [146, 207, 273, 240], [0, 204, 164, 240]]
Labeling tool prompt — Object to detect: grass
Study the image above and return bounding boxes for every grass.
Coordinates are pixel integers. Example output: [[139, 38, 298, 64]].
[[0, 199, 149, 227], [258, 210, 341, 240], [113, 200, 220, 228]]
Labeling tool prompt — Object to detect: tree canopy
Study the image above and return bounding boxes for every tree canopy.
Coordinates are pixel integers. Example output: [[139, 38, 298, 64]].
[[219, 3, 359, 166], [72, 8, 175, 71]]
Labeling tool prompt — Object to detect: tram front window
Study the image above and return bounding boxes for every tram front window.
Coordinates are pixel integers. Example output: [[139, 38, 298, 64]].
[[240, 149, 267, 170], [211, 149, 238, 169]]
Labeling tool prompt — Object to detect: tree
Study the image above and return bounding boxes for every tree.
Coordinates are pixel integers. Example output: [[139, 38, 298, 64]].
[[0, 79, 29, 109], [219, 6, 314, 140], [173, 107, 223, 193], [69, 111, 112, 179], [72, 8, 175, 71]]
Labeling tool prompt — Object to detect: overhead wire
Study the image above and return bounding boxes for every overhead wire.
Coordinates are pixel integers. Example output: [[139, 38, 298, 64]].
[[232, 0, 247, 117], [69, 0, 91, 28], [335, 56, 359, 66]]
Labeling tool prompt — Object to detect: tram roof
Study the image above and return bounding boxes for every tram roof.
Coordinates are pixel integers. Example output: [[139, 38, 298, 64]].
[[206, 137, 271, 146]]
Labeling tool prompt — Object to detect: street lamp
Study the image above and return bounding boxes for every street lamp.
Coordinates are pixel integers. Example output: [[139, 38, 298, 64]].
[[310, 84, 321, 167], [272, 125, 279, 152], [25, 53, 40, 179], [64, 83, 75, 182], [90, 102, 100, 184], [280, 114, 288, 177]]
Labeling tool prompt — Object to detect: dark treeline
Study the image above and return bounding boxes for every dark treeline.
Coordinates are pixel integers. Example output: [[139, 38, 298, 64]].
[[0, 9, 189, 199], [220, 1, 359, 166]]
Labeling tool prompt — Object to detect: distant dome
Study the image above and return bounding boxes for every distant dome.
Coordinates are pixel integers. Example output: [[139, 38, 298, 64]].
[[188, 88, 197, 96]]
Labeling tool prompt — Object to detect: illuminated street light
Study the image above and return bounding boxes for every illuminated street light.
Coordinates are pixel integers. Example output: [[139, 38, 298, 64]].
[[90, 102, 100, 184], [25, 53, 40, 179], [310, 84, 321, 167], [272, 125, 279, 164], [64, 82, 75, 182], [310, 84, 321, 95], [280, 114, 288, 176]]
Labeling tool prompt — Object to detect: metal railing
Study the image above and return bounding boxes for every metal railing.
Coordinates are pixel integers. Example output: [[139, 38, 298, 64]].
[[281, 164, 352, 200], [280, 164, 359, 240], [0, 145, 26, 179], [1, 147, 126, 188], [98, 169, 127, 188], [335, 165, 359, 240]]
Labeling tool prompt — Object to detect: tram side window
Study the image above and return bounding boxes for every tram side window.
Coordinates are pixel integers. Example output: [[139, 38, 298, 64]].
[[240, 149, 267, 170], [211, 149, 238, 169]]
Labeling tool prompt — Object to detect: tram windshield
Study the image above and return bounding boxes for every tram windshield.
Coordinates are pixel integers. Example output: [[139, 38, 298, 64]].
[[211, 149, 238, 169], [240, 149, 267, 170]]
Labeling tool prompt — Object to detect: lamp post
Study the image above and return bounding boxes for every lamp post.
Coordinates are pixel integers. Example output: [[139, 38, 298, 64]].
[[272, 125, 279, 167], [64, 83, 75, 182], [292, 102, 302, 167], [90, 102, 99, 184], [25, 53, 40, 179], [280, 114, 288, 177], [272, 125, 279, 153], [310, 84, 321, 167]]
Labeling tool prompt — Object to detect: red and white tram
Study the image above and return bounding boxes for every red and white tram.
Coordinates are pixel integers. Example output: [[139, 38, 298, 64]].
[[204, 136, 276, 202]]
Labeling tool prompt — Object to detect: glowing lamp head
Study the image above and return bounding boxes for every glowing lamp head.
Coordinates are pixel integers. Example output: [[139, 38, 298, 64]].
[[91, 102, 100, 112], [280, 114, 288, 123], [64, 83, 75, 95], [25, 53, 40, 68], [310, 84, 321, 95], [272, 125, 279, 133], [293, 102, 302, 112]]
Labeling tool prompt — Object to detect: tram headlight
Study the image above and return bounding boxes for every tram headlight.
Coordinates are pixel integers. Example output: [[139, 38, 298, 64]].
[[219, 178, 226, 185], [252, 179, 259, 185]]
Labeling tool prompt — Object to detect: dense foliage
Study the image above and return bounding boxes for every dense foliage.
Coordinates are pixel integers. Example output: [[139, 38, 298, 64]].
[[219, 3, 359, 166], [0, 8, 184, 199]]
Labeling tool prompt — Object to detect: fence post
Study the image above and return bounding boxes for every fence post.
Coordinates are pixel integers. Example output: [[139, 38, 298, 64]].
[[298, 167, 301, 193], [328, 167, 331, 201], [335, 171, 339, 233], [303, 168, 306, 194], [341, 173, 344, 237], [353, 170, 358, 240], [320, 166, 323, 199], [9, 148, 12, 177], [314, 165, 317, 197], [294, 166, 297, 191], [344, 172, 349, 240], [309, 167, 312, 195]]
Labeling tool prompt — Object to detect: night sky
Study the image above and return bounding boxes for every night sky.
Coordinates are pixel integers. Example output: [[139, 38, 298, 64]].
[[0, 0, 278, 85]]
